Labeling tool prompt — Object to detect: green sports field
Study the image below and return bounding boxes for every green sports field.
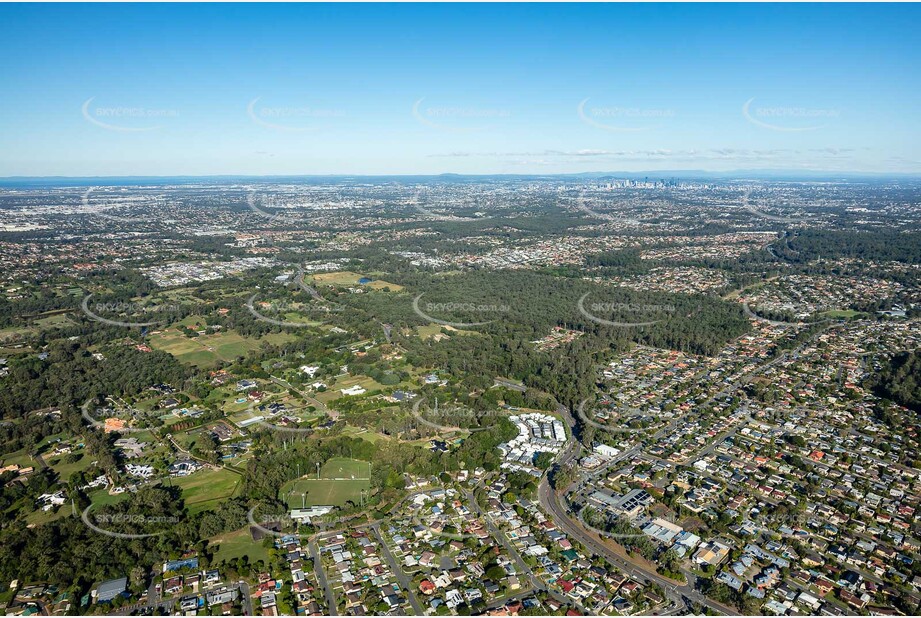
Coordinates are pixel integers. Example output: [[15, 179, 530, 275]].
[[279, 457, 371, 508], [147, 317, 296, 367], [172, 467, 242, 513], [210, 527, 271, 565], [310, 270, 403, 291]]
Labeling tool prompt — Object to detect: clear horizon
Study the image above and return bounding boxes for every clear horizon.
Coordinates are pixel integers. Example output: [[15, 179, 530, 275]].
[[1, 3, 919, 177], [2, 169, 920, 181]]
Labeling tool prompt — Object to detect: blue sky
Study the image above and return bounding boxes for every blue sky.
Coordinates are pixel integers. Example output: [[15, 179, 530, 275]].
[[1, 3, 919, 177]]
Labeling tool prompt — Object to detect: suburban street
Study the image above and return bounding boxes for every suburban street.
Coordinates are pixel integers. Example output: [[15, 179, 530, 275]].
[[308, 537, 338, 616], [371, 523, 426, 615], [464, 486, 590, 614]]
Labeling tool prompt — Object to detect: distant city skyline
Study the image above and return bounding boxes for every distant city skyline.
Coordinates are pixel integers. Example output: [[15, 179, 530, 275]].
[[1, 3, 919, 177]]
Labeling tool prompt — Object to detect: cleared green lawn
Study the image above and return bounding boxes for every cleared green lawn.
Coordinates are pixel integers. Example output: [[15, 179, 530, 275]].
[[416, 324, 445, 339], [0, 345, 32, 355], [320, 457, 371, 479], [25, 504, 70, 526], [47, 451, 94, 479], [0, 312, 73, 343], [148, 320, 296, 368], [180, 349, 220, 367], [310, 270, 402, 291], [280, 457, 371, 508], [34, 313, 75, 329], [339, 426, 390, 443], [816, 309, 865, 319], [283, 479, 369, 508], [88, 488, 132, 508], [0, 448, 36, 468], [172, 467, 242, 513], [314, 374, 389, 403], [210, 527, 271, 566]]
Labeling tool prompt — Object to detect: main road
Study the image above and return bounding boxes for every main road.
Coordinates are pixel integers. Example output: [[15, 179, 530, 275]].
[[538, 470, 736, 615], [537, 402, 737, 615], [537, 324, 841, 615]]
